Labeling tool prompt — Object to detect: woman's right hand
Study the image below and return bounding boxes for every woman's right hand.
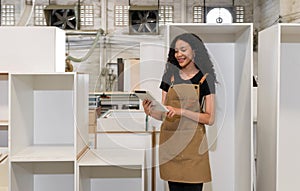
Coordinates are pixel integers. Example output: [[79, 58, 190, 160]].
[[142, 100, 152, 116]]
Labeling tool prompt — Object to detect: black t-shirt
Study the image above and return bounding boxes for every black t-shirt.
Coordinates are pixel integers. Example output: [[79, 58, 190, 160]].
[[159, 70, 215, 103]]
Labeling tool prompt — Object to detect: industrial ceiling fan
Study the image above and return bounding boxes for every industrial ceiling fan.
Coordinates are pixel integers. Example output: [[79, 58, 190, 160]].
[[44, 5, 78, 30], [129, 6, 159, 35], [52, 9, 76, 29]]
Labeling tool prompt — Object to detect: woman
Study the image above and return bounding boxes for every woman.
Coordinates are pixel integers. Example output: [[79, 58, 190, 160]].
[[143, 33, 216, 191]]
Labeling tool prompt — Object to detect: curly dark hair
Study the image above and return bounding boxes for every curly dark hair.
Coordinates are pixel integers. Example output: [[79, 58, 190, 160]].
[[165, 33, 217, 82]]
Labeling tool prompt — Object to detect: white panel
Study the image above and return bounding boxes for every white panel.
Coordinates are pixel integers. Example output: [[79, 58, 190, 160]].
[[139, 42, 166, 102], [0, 130, 8, 147], [34, 90, 74, 144], [55, 29, 67, 72], [234, 27, 253, 191], [34, 174, 74, 191], [76, 74, 90, 154], [96, 133, 151, 150], [91, 178, 141, 191], [97, 110, 146, 132], [11, 162, 34, 191], [205, 43, 235, 191], [0, 27, 65, 72], [124, 59, 140, 92], [78, 167, 91, 191], [10, 75, 34, 156], [277, 43, 300, 190], [257, 24, 280, 191]]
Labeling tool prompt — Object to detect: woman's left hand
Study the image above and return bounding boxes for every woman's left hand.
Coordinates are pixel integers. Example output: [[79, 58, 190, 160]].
[[166, 106, 182, 118]]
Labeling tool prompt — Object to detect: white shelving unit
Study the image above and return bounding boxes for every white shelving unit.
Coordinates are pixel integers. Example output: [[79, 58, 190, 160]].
[[86, 110, 151, 191], [9, 73, 89, 191], [257, 23, 300, 191], [0, 27, 66, 190], [167, 24, 253, 191], [0, 73, 9, 148]]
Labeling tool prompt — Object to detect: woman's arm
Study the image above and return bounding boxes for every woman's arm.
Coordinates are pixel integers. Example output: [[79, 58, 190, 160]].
[[166, 94, 215, 125], [161, 90, 167, 105]]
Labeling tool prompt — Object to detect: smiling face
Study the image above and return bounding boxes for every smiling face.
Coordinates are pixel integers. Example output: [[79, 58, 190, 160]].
[[174, 39, 195, 69]]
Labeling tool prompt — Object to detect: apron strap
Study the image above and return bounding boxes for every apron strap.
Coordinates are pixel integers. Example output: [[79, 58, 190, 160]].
[[199, 73, 209, 85], [199, 73, 209, 110], [170, 75, 174, 87]]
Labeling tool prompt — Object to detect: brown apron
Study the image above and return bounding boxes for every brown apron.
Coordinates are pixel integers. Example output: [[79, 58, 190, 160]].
[[159, 74, 212, 183]]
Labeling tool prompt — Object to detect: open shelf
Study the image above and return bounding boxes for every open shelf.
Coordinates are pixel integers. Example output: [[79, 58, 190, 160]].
[[9, 73, 89, 161], [78, 149, 145, 191], [11, 161, 74, 191]]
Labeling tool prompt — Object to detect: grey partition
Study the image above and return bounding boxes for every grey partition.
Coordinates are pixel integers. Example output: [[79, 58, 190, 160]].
[[167, 24, 253, 191], [257, 23, 300, 191]]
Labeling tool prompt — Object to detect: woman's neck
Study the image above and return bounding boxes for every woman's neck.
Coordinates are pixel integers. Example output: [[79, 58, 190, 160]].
[[180, 63, 199, 80]]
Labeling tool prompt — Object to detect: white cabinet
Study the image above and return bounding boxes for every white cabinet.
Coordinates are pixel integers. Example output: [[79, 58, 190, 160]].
[[257, 23, 300, 191], [83, 110, 151, 191], [167, 24, 253, 191], [0, 27, 65, 73], [0, 27, 66, 147], [9, 73, 89, 191]]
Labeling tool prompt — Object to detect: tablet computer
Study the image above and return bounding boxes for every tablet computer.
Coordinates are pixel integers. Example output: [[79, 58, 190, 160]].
[[134, 90, 168, 112]]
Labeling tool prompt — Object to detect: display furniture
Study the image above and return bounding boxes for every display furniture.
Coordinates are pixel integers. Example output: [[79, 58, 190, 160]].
[[9, 72, 89, 191], [0, 27, 65, 73], [257, 23, 300, 191], [166, 23, 253, 191]]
